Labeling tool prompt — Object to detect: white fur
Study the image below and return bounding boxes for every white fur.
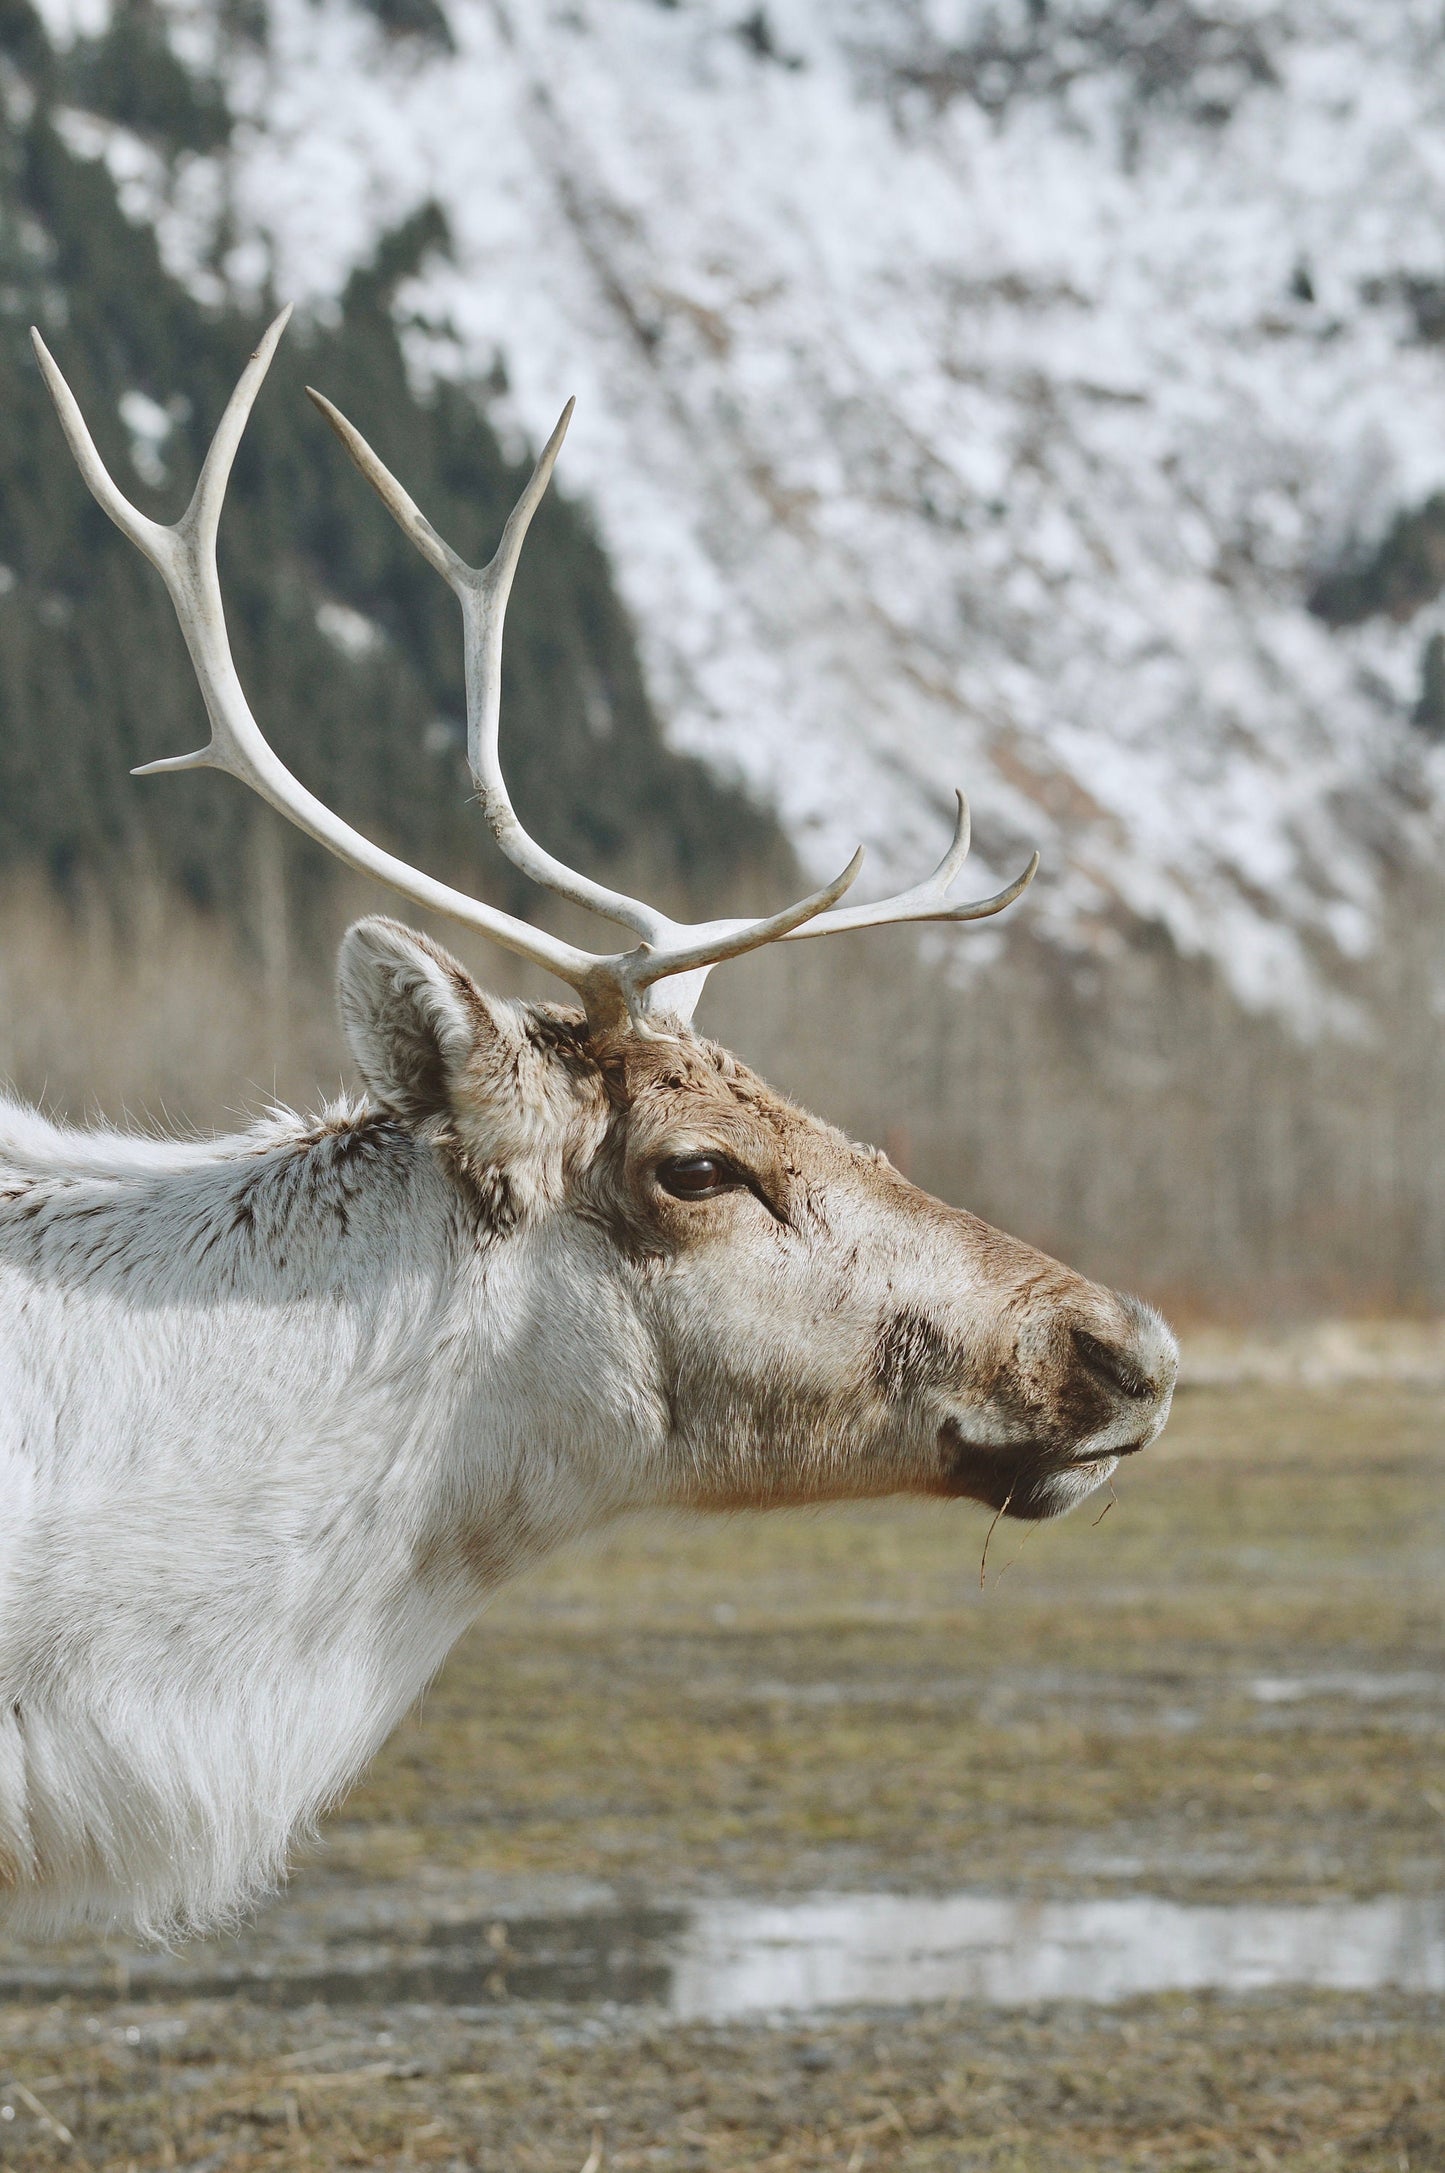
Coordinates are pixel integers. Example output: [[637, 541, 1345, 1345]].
[[0, 1091, 659, 1940]]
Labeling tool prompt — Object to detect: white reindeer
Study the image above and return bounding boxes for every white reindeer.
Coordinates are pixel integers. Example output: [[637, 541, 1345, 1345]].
[[0, 315, 1177, 1941]]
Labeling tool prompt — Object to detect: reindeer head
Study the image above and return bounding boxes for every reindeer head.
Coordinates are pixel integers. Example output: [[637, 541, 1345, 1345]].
[[36, 314, 1177, 1524], [339, 918, 1175, 1522]]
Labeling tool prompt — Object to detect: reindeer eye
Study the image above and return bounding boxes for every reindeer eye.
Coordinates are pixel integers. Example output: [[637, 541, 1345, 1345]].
[[657, 1153, 737, 1200]]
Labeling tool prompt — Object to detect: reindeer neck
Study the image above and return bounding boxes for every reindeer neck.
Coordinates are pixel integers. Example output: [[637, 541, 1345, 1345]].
[[0, 1097, 560, 1939]]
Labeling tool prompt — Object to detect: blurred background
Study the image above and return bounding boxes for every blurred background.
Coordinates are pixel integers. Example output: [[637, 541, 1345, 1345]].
[[2, 7, 1445, 2169], [6, 0, 1445, 1316]]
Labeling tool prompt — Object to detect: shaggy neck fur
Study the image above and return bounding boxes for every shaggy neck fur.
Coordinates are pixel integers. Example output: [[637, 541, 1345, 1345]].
[[0, 1095, 629, 1939]]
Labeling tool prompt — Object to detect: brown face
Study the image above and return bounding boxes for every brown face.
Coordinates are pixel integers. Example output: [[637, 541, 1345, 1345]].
[[339, 919, 1176, 1529], [571, 1028, 1177, 1523]]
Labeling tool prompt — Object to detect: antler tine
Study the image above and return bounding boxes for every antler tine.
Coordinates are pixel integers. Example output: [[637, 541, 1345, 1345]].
[[779, 791, 1040, 940], [304, 381, 466, 588], [187, 306, 295, 557], [627, 847, 865, 998], [308, 386, 667, 948], [31, 312, 600, 995], [30, 326, 183, 579]]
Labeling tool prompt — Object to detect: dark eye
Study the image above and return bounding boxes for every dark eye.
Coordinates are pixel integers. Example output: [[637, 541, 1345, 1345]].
[[657, 1153, 737, 1200]]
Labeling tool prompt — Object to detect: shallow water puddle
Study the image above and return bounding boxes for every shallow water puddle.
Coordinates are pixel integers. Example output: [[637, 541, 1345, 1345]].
[[4, 1892, 1443, 2016], [1248, 1671, 1443, 1705], [669, 1892, 1445, 2017]]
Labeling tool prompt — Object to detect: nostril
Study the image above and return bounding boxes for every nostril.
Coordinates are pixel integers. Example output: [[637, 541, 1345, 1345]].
[[1071, 1325, 1156, 1402]]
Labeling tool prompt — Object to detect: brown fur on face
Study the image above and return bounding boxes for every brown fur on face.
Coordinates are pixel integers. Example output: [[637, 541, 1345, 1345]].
[[491, 1021, 1174, 1522], [340, 920, 1178, 1529]]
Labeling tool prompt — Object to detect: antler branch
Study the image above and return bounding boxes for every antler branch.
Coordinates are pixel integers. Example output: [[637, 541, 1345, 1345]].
[[307, 386, 674, 947], [34, 311, 1034, 1033], [780, 792, 1039, 941], [31, 313, 607, 995]]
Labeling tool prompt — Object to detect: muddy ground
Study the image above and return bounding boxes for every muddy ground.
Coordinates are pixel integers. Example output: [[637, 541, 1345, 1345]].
[[1, 1381, 1442, 2169]]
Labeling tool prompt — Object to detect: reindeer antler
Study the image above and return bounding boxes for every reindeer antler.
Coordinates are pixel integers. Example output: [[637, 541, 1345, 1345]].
[[33, 310, 1036, 1032]]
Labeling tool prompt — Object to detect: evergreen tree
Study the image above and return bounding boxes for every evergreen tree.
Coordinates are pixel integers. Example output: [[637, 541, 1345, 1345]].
[[0, 0, 777, 956], [1415, 632, 1445, 740]]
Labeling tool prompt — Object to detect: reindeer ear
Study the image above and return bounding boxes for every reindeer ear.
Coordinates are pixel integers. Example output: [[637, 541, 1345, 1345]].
[[337, 917, 492, 1128], [337, 921, 593, 1205]]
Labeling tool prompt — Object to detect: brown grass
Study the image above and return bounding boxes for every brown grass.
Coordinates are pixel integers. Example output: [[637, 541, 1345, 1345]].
[[3, 1986, 1444, 2171], [8, 856, 1445, 1315], [0, 1382, 1441, 2168]]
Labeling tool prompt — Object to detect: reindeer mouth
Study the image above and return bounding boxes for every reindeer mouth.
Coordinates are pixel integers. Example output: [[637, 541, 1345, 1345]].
[[1070, 1439, 1148, 1465], [937, 1418, 1059, 1506], [938, 1418, 1144, 1472], [936, 1418, 1146, 1519]]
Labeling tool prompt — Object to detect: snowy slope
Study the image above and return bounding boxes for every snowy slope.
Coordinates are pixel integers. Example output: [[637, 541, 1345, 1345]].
[[37, 0, 1445, 1022]]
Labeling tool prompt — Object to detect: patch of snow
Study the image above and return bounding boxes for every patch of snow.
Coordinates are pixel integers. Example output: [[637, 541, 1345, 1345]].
[[29, 0, 108, 47], [76, 0, 1445, 1026], [117, 388, 176, 488], [314, 599, 387, 660]]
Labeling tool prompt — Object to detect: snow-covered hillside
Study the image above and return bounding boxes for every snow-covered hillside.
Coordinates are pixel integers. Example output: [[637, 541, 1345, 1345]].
[[35, 0, 1445, 1022]]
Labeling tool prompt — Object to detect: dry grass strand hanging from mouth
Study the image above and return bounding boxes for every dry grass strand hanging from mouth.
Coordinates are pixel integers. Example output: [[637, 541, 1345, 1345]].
[[980, 1470, 1119, 1590], [978, 1483, 1016, 1590], [1093, 1475, 1119, 1527]]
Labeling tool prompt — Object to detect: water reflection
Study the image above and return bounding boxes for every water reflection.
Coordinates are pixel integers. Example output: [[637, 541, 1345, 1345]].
[[3, 1891, 1441, 2016], [671, 1892, 1445, 2018]]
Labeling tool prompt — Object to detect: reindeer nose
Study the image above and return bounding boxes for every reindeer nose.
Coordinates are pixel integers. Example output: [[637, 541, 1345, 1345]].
[[1070, 1323, 1166, 1404]]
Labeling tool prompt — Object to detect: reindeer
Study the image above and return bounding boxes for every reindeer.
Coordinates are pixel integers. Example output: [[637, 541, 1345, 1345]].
[[0, 314, 1177, 1941]]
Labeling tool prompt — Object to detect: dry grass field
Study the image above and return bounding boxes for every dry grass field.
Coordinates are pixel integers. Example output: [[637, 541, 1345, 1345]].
[[1, 1380, 1443, 2169]]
